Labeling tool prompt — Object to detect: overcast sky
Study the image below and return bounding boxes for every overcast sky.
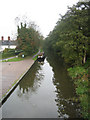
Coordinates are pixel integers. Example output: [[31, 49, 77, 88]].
[[0, 0, 79, 40]]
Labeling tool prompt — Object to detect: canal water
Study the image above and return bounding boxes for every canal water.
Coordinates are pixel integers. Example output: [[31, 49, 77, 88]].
[[2, 53, 80, 118]]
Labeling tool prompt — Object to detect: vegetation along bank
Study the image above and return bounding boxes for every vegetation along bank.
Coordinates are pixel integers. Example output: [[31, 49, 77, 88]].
[[44, 1, 90, 119], [1, 1, 90, 119]]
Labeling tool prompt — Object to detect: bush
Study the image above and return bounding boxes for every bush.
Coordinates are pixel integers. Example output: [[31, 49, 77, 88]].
[[67, 66, 87, 79], [15, 49, 23, 55], [67, 66, 89, 119], [2, 48, 16, 58]]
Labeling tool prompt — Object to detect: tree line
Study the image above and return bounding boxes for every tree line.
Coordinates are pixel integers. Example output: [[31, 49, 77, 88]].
[[44, 1, 90, 66], [44, 1, 90, 119], [16, 22, 43, 56]]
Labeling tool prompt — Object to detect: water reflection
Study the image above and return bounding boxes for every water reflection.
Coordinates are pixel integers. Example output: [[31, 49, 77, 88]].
[[17, 62, 44, 100], [46, 52, 80, 118], [2, 52, 81, 118]]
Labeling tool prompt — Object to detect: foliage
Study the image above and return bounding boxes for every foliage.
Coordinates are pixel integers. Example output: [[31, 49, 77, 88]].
[[32, 49, 43, 61], [3, 48, 15, 54], [44, 1, 90, 119], [44, 1, 89, 66], [68, 66, 89, 119], [67, 66, 87, 79], [32, 55, 38, 61], [16, 22, 43, 56], [80, 94, 88, 118], [2, 48, 16, 59], [15, 49, 23, 55]]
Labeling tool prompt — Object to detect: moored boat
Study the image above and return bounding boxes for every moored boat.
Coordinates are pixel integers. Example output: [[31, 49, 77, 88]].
[[37, 52, 45, 62]]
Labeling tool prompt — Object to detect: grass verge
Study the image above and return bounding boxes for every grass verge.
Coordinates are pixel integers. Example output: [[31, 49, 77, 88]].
[[67, 63, 89, 119], [2, 57, 24, 62], [32, 55, 38, 61]]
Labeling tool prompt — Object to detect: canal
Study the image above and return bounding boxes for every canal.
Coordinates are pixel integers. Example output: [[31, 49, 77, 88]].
[[2, 53, 80, 118]]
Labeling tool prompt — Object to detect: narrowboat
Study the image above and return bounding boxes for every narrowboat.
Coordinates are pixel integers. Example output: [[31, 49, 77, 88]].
[[37, 52, 45, 62]]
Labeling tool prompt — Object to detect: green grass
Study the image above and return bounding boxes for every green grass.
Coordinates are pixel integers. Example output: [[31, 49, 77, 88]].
[[32, 55, 38, 61], [67, 65, 89, 119], [2, 57, 24, 62], [2, 54, 16, 59], [32, 49, 44, 61]]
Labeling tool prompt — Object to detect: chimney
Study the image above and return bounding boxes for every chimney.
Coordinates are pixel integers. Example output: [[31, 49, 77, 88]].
[[1, 36, 4, 41], [8, 36, 10, 41]]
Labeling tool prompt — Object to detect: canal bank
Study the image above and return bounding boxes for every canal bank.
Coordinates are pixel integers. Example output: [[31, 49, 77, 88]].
[[2, 53, 81, 118], [0, 57, 34, 106]]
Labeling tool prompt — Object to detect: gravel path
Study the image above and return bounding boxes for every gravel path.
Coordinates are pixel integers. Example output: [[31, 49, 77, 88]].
[[0, 57, 34, 100]]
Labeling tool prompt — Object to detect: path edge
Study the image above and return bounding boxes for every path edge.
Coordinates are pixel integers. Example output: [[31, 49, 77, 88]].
[[0, 60, 36, 107]]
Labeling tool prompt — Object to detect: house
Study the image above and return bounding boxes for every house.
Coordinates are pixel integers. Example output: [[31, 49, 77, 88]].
[[0, 36, 17, 52]]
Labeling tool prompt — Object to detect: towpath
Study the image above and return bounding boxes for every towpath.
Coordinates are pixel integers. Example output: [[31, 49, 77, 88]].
[[0, 57, 34, 100]]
